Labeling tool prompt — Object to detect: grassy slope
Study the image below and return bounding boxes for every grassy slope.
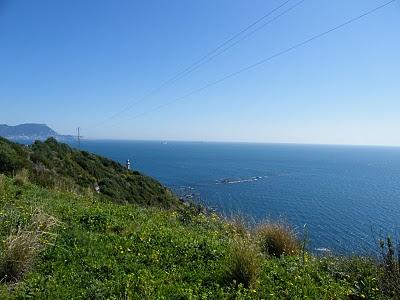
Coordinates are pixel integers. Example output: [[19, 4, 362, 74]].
[[0, 137, 396, 299], [0, 176, 386, 299]]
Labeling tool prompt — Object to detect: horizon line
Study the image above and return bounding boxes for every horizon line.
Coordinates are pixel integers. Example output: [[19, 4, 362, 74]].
[[77, 137, 400, 149]]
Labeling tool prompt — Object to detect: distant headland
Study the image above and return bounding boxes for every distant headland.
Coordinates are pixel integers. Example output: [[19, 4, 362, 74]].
[[0, 123, 74, 142]]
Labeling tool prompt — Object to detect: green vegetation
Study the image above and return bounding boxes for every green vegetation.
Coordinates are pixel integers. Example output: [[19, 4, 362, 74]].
[[0, 137, 179, 208], [0, 138, 398, 299]]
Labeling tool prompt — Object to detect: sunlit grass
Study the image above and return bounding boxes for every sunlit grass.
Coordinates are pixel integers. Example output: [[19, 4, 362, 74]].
[[0, 176, 397, 299]]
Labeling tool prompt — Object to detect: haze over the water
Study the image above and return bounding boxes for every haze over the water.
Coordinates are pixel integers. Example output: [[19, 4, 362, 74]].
[[1, 0, 399, 146]]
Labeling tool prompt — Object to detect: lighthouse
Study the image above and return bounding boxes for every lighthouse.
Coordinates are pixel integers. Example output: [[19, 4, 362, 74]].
[[126, 159, 131, 170]]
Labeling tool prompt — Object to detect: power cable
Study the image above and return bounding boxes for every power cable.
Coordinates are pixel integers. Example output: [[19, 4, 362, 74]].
[[93, 0, 302, 127], [115, 0, 396, 123]]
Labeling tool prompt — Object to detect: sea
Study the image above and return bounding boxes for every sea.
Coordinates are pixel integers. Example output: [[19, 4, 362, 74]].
[[75, 140, 400, 254]]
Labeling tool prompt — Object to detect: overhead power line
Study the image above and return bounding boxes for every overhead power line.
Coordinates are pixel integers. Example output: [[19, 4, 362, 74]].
[[145, 0, 306, 94], [160, 0, 306, 85], [115, 0, 396, 123], [94, 0, 303, 127]]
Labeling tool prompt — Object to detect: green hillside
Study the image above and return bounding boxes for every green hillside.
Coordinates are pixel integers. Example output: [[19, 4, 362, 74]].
[[0, 138, 398, 299], [0, 137, 179, 208]]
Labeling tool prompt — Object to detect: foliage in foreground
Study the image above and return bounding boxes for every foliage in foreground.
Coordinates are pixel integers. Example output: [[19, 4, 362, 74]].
[[0, 176, 398, 299], [0, 208, 58, 282]]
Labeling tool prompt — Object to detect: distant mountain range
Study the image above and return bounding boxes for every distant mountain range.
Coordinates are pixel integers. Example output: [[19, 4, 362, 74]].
[[0, 123, 75, 142]]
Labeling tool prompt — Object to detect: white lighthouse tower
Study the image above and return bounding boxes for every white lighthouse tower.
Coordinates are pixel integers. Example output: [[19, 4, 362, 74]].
[[126, 159, 131, 170]]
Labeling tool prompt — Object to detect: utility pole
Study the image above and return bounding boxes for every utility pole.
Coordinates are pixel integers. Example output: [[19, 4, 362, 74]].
[[77, 127, 83, 149]]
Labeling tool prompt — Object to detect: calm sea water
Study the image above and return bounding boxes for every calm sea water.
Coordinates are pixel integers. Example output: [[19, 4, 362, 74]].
[[77, 140, 400, 254]]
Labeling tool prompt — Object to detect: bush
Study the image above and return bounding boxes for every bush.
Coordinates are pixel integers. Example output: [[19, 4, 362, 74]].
[[31, 163, 56, 188], [254, 221, 300, 257], [223, 237, 261, 288], [0, 139, 29, 174]]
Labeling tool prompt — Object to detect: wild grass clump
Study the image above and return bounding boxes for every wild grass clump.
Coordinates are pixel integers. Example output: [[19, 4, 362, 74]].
[[13, 169, 29, 186], [225, 215, 251, 238], [0, 228, 41, 282], [223, 236, 261, 288], [53, 177, 81, 195], [254, 221, 301, 257], [30, 208, 59, 232], [0, 209, 58, 282]]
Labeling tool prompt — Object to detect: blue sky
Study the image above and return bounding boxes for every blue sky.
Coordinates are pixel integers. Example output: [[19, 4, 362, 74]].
[[1, 0, 399, 145]]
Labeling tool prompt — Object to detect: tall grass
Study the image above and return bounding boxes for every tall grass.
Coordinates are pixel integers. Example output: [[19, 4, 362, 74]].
[[53, 177, 81, 195], [0, 228, 41, 281], [254, 221, 301, 257], [222, 216, 301, 289], [0, 209, 58, 282], [13, 168, 29, 186], [223, 236, 261, 288], [225, 214, 251, 238]]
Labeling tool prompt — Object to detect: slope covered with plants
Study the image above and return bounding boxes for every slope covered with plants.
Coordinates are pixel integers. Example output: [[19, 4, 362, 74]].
[[0, 138, 398, 299], [1, 175, 399, 299], [0, 137, 179, 208]]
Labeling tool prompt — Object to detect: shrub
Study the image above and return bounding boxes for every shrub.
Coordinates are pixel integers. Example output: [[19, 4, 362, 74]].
[[0, 138, 29, 174], [254, 221, 300, 257], [31, 163, 56, 188], [223, 237, 261, 288]]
